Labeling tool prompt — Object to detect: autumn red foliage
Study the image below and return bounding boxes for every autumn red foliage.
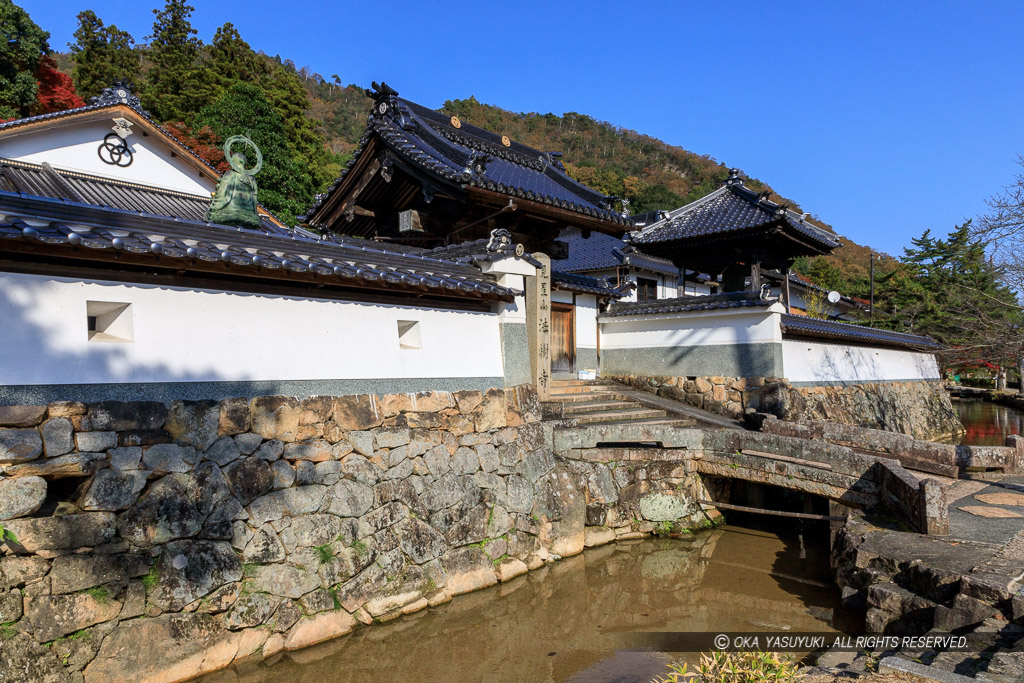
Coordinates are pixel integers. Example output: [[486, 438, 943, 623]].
[[162, 122, 228, 173], [35, 56, 85, 114]]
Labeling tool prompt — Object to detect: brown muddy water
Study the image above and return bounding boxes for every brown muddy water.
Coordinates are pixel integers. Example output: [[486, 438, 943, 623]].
[[954, 399, 1024, 446], [204, 524, 846, 683]]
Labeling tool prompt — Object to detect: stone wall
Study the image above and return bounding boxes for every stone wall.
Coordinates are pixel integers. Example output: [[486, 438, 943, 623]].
[[0, 386, 709, 683], [609, 374, 964, 442]]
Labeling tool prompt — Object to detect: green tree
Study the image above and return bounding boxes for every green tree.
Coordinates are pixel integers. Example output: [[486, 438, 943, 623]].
[[0, 0, 50, 119], [143, 0, 202, 123], [196, 82, 317, 224], [191, 22, 267, 105], [875, 222, 1023, 369], [68, 10, 139, 99]]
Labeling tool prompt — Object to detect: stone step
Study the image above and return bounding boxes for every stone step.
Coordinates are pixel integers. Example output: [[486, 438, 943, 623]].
[[594, 416, 693, 427], [559, 400, 643, 415], [547, 391, 625, 403], [572, 408, 668, 425], [550, 379, 613, 387], [547, 384, 620, 395]]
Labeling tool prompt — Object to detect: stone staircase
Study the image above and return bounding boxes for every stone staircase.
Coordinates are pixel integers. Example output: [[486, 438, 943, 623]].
[[543, 379, 693, 427]]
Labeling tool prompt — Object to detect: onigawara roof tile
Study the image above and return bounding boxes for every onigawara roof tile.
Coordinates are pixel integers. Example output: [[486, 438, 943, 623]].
[[629, 171, 840, 252], [0, 191, 516, 302], [555, 229, 677, 277], [304, 82, 631, 228], [602, 290, 777, 317], [780, 315, 941, 350]]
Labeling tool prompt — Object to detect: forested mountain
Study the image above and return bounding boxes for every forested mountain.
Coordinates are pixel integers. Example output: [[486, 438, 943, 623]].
[[4, 0, 873, 289]]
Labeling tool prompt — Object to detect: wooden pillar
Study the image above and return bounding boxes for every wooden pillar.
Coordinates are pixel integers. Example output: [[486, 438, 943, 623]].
[[782, 268, 792, 313], [749, 260, 762, 292], [525, 253, 552, 400]]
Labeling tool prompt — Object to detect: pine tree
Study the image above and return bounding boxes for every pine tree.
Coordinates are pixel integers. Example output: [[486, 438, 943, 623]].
[[143, 0, 202, 123], [0, 0, 50, 119], [68, 10, 139, 99]]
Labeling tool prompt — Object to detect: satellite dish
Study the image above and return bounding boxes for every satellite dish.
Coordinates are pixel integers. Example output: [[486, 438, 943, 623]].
[[827, 291, 841, 304]]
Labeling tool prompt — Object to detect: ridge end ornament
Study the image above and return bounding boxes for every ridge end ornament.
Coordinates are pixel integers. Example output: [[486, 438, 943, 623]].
[[206, 135, 263, 230]]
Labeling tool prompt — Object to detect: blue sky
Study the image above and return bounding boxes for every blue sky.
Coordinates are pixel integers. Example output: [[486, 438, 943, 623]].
[[23, 0, 1024, 255]]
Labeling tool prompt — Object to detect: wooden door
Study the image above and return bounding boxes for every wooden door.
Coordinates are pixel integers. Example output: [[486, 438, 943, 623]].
[[551, 304, 575, 374]]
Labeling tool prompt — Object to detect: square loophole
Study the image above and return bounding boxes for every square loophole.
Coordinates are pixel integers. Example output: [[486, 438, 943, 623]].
[[397, 320, 421, 349], [86, 301, 133, 342]]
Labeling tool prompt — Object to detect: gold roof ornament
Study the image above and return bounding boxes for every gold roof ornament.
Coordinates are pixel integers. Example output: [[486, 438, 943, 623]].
[[450, 116, 461, 129], [501, 135, 511, 147]]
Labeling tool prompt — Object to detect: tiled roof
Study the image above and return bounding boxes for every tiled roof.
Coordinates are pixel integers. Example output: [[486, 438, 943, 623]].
[[304, 83, 631, 227], [629, 172, 840, 252], [0, 84, 221, 178], [780, 315, 941, 350], [423, 230, 542, 268], [0, 191, 515, 301], [551, 270, 628, 298], [602, 290, 776, 317], [554, 229, 678, 276], [0, 158, 294, 237]]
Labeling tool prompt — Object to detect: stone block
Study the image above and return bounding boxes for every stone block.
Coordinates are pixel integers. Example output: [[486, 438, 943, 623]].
[[224, 458, 274, 506], [47, 401, 86, 418], [375, 428, 411, 449], [4, 512, 116, 553], [79, 469, 148, 511], [584, 526, 616, 548], [284, 610, 356, 651], [248, 397, 301, 442], [203, 436, 241, 466], [234, 432, 263, 455], [395, 517, 446, 564], [227, 593, 281, 630], [347, 431, 374, 456], [283, 440, 332, 462], [0, 475, 46, 520], [332, 395, 384, 431], [86, 401, 167, 432], [497, 558, 528, 582], [165, 400, 220, 450], [0, 405, 47, 427], [442, 547, 497, 596], [25, 592, 123, 642], [218, 398, 250, 436], [142, 443, 197, 473], [48, 553, 147, 594], [451, 447, 479, 475], [109, 446, 142, 471], [41, 418, 73, 457], [118, 429, 171, 447], [0, 427, 42, 463], [246, 485, 327, 527], [254, 439, 284, 461], [150, 540, 242, 611], [248, 564, 319, 599], [5, 451, 106, 479], [118, 468, 230, 547], [75, 431, 118, 452], [454, 390, 484, 414], [471, 389, 507, 432]]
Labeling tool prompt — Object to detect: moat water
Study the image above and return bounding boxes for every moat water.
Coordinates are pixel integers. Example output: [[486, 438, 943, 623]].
[[954, 399, 1024, 446], [206, 522, 846, 683]]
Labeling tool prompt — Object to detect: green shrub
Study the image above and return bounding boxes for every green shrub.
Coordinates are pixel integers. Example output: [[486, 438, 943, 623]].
[[652, 651, 803, 682]]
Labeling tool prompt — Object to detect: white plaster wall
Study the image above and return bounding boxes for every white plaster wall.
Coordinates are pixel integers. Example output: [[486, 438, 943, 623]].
[[0, 120, 215, 195], [782, 339, 940, 384], [599, 307, 785, 350], [0, 272, 504, 385], [574, 294, 598, 351]]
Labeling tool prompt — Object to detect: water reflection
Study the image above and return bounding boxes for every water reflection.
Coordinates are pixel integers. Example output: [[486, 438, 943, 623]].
[[954, 399, 1024, 446], [206, 526, 843, 683]]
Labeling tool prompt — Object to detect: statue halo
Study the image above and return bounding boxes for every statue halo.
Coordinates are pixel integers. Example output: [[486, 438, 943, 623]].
[[223, 135, 263, 176]]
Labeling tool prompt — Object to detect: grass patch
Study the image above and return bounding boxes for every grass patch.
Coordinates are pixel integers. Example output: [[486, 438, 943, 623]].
[[350, 540, 368, 556], [0, 622, 16, 640], [141, 566, 159, 593], [315, 543, 335, 564], [84, 586, 110, 603]]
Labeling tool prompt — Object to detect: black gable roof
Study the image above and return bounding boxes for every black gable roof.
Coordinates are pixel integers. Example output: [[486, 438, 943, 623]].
[[304, 83, 630, 230], [555, 229, 678, 276], [630, 172, 840, 253]]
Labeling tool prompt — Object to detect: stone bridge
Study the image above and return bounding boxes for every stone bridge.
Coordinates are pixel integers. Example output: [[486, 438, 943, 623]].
[[552, 422, 948, 535]]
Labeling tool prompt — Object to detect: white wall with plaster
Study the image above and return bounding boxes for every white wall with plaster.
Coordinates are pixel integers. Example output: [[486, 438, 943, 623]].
[[0, 119, 215, 195], [599, 306, 785, 350], [0, 272, 504, 386], [782, 339, 940, 384]]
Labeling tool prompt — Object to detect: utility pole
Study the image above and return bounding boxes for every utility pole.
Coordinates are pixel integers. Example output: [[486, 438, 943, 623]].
[[870, 253, 875, 323]]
